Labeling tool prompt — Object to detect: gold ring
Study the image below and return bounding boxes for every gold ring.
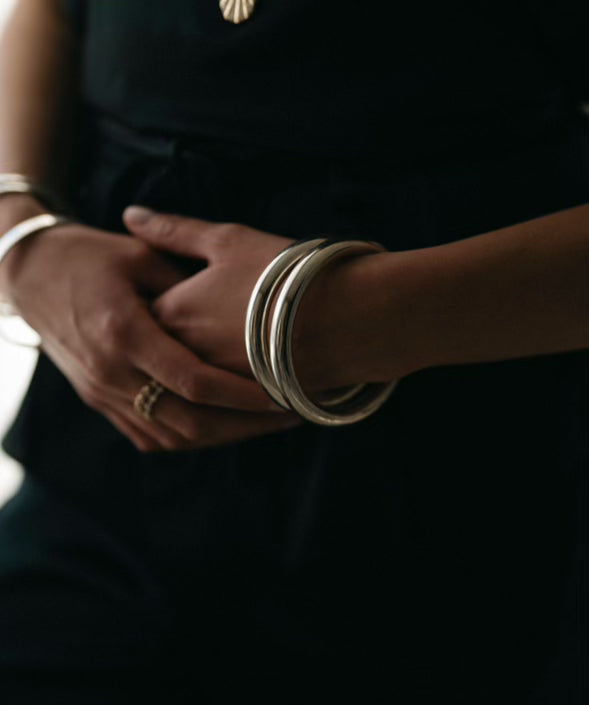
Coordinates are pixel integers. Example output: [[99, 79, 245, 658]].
[[133, 378, 165, 421]]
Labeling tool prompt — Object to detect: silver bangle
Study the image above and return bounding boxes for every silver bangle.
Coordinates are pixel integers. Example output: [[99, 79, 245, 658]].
[[0, 173, 68, 213], [0, 213, 70, 267], [245, 238, 397, 426], [246, 238, 368, 412], [246, 238, 328, 408], [269, 240, 397, 426], [0, 213, 71, 348]]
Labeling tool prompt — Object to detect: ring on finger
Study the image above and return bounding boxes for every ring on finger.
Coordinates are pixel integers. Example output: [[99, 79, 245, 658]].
[[133, 378, 165, 421]]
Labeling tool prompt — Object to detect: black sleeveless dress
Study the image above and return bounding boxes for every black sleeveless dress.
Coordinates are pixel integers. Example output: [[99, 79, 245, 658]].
[[1, 2, 587, 702]]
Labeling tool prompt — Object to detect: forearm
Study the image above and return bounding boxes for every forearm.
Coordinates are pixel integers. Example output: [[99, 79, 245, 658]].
[[296, 203, 589, 389], [402, 203, 589, 369], [0, 0, 77, 189], [0, 0, 77, 292]]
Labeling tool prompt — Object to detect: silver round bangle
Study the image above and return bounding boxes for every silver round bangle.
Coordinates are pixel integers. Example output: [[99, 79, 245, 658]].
[[246, 238, 367, 410], [269, 240, 398, 426], [0, 213, 71, 348], [245, 238, 327, 408], [0, 213, 71, 268]]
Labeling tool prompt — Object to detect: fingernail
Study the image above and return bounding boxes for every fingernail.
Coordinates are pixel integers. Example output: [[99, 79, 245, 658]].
[[124, 205, 154, 226]]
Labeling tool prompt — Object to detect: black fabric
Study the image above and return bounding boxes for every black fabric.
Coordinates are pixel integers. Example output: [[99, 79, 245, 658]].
[[59, 0, 589, 158], [59, 0, 86, 31], [1, 2, 588, 701]]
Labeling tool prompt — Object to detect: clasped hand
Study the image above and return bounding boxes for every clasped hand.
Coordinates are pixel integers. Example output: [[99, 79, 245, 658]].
[[0, 201, 306, 452], [121, 206, 308, 450]]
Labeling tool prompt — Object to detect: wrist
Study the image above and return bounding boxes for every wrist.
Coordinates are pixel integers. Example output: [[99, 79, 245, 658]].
[[0, 196, 54, 298], [0, 192, 46, 227], [292, 246, 441, 392], [293, 251, 400, 392]]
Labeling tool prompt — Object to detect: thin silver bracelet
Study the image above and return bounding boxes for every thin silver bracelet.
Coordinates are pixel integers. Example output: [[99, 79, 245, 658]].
[[0, 213, 70, 269], [0, 213, 71, 348]]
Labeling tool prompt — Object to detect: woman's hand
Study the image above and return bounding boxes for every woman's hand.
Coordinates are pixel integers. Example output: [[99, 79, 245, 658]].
[[124, 203, 589, 406], [0, 197, 294, 452], [124, 206, 296, 376], [123, 207, 378, 396]]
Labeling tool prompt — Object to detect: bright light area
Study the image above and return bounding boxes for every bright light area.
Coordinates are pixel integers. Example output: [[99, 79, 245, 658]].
[[0, 0, 14, 27], [0, 338, 36, 504], [0, 0, 30, 507]]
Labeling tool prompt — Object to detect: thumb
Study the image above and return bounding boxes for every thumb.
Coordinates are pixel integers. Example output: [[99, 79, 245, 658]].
[[123, 205, 210, 261]]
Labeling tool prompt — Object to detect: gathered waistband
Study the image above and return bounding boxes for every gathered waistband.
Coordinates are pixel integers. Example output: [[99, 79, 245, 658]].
[[87, 112, 342, 175], [71, 108, 589, 254]]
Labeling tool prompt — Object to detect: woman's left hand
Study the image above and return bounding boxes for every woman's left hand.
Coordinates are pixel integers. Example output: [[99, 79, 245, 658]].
[[123, 207, 295, 379], [125, 203, 589, 410]]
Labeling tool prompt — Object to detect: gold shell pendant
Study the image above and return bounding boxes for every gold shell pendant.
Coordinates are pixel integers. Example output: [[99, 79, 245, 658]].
[[220, 0, 257, 24]]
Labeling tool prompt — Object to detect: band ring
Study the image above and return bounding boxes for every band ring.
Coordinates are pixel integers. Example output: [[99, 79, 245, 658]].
[[133, 378, 165, 421]]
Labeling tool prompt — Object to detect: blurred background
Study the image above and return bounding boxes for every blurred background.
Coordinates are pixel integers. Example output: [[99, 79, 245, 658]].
[[0, 0, 35, 506]]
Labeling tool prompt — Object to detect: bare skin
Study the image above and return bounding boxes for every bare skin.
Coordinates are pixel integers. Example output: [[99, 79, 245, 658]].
[[0, 1, 297, 452], [123, 204, 589, 395], [0, 195, 297, 452], [1, 1, 588, 454]]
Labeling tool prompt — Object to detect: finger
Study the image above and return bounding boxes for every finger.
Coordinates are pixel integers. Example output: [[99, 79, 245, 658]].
[[104, 364, 283, 445], [91, 365, 199, 448], [98, 361, 299, 449], [144, 389, 278, 442], [125, 310, 284, 411], [192, 362, 284, 412], [123, 206, 220, 261], [183, 406, 302, 449], [102, 407, 162, 453], [132, 391, 200, 445], [101, 388, 191, 449]]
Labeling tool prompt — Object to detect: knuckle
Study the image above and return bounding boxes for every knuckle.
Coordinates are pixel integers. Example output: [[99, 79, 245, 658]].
[[80, 345, 119, 389], [128, 241, 154, 268], [154, 296, 182, 327], [95, 308, 129, 348], [180, 372, 208, 403], [152, 214, 178, 242], [211, 222, 240, 251]]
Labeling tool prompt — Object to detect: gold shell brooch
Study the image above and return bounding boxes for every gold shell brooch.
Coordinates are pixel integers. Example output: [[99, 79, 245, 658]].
[[220, 0, 257, 24]]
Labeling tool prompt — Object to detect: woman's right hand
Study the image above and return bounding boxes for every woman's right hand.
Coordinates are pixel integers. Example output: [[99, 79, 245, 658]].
[[0, 195, 295, 452]]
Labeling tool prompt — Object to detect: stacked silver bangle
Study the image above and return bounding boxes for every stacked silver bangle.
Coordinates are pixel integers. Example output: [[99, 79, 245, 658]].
[[246, 239, 397, 426], [0, 173, 68, 213], [0, 173, 71, 347]]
